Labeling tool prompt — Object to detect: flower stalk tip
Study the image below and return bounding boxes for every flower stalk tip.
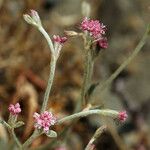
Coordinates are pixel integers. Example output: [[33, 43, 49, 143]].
[[52, 35, 67, 58], [53, 35, 67, 44], [23, 10, 41, 27], [118, 111, 128, 122]]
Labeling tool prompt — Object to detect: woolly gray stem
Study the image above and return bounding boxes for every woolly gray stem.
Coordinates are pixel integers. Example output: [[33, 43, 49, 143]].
[[0, 119, 11, 129], [81, 50, 94, 107], [56, 109, 119, 125], [11, 128, 22, 149], [85, 125, 106, 150], [38, 26, 57, 113], [38, 26, 55, 54], [0, 119, 22, 149], [41, 55, 56, 113], [22, 130, 42, 149], [23, 20, 57, 149]]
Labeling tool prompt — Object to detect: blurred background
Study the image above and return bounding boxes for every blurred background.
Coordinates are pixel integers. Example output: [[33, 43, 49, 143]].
[[0, 0, 150, 149]]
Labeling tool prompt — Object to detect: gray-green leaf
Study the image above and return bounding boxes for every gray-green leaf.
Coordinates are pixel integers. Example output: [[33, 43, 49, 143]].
[[46, 130, 57, 138], [14, 121, 25, 128]]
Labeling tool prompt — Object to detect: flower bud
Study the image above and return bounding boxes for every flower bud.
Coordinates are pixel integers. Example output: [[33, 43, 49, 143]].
[[64, 30, 78, 37], [118, 111, 128, 122], [23, 10, 42, 27]]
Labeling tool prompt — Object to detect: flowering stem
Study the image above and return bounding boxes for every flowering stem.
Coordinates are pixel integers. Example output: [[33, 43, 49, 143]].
[[38, 26, 55, 54], [37, 26, 57, 113], [0, 119, 11, 129], [81, 50, 94, 107], [56, 109, 118, 125], [23, 130, 42, 149], [41, 55, 57, 113], [85, 125, 106, 150], [22, 20, 58, 149], [11, 128, 22, 149], [0, 119, 22, 149], [22, 109, 116, 148], [91, 24, 150, 98], [23, 51, 57, 149]]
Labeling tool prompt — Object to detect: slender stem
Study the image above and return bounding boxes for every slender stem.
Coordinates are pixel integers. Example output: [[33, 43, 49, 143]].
[[56, 109, 118, 125], [38, 26, 57, 113], [38, 26, 55, 54], [0, 119, 11, 129], [22, 57, 56, 148], [22, 23, 56, 149], [11, 128, 22, 149], [85, 125, 106, 150], [0, 119, 22, 149], [23, 130, 42, 149], [41, 55, 56, 113], [23, 22, 57, 149], [81, 50, 93, 107], [91, 24, 150, 98], [22, 109, 115, 149]]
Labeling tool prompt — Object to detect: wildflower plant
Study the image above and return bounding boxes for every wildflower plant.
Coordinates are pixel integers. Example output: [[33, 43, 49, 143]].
[[0, 2, 150, 150]]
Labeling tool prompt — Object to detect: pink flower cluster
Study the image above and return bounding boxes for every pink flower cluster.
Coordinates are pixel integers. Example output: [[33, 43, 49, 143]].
[[33, 111, 57, 133], [53, 35, 67, 44], [81, 17, 106, 38], [8, 103, 21, 115], [80, 17, 108, 49], [118, 111, 128, 122], [98, 38, 108, 49]]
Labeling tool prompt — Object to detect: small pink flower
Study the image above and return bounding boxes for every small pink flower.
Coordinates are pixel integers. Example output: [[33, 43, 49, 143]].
[[33, 111, 57, 133], [80, 17, 106, 39], [53, 35, 67, 44], [89, 144, 95, 150], [98, 37, 108, 49], [118, 111, 128, 122], [8, 103, 21, 115], [80, 17, 89, 31], [30, 9, 38, 18]]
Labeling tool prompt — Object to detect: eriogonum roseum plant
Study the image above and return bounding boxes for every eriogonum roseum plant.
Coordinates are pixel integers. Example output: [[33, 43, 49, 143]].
[[33, 111, 57, 133], [0, 5, 149, 149], [8, 103, 21, 115]]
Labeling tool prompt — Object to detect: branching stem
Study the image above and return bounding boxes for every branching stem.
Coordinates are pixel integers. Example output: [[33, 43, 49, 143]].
[[91, 24, 150, 98], [0, 119, 22, 149], [85, 125, 107, 150], [56, 109, 118, 125]]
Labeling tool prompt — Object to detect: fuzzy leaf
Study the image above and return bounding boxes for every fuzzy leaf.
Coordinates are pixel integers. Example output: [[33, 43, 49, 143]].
[[46, 130, 57, 138], [14, 121, 25, 128]]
